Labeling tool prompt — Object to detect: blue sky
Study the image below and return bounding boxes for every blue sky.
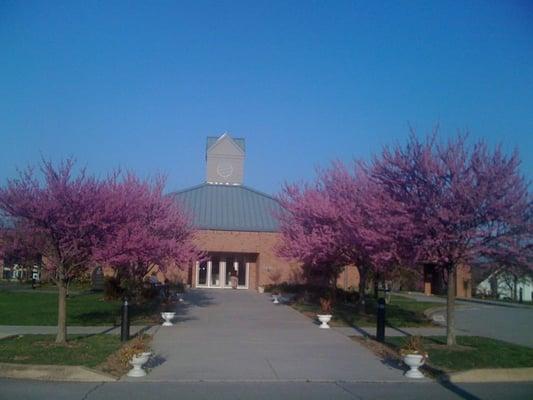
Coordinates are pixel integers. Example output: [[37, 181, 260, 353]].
[[1, 1, 531, 194]]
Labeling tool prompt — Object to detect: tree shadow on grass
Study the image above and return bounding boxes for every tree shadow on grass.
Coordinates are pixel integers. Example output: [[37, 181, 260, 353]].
[[69, 311, 119, 326], [74, 290, 217, 329]]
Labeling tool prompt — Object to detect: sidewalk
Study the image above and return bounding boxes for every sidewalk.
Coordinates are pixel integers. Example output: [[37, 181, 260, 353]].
[[0, 325, 157, 339], [333, 325, 474, 338], [130, 289, 408, 382]]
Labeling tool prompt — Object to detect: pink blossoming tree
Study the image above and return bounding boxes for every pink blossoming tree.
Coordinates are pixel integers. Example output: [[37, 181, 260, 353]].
[[277, 161, 410, 311], [373, 133, 531, 345], [93, 173, 200, 289], [0, 159, 199, 343], [276, 181, 346, 293], [0, 219, 45, 271]]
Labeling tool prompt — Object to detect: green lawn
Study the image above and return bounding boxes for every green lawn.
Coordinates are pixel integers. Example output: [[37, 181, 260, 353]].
[[0, 334, 121, 368], [290, 294, 440, 327], [0, 290, 159, 326], [386, 336, 533, 372]]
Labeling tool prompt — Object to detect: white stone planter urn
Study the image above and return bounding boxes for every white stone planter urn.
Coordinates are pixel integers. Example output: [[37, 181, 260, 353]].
[[403, 353, 426, 379], [272, 294, 280, 304], [127, 352, 151, 378], [161, 312, 176, 327], [317, 314, 332, 329]]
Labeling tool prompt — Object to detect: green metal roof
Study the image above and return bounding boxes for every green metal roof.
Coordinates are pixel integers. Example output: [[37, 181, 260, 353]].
[[170, 183, 280, 232]]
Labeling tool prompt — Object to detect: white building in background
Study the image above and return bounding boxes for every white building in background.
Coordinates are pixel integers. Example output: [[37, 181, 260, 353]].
[[477, 270, 533, 302]]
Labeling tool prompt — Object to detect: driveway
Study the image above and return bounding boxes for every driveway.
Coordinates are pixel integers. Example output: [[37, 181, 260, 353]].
[[449, 302, 533, 348], [400, 293, 533, 348], [137, 289, 405, 382]]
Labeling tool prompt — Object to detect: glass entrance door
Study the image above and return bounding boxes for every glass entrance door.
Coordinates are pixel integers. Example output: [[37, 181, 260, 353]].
[[210, 257, 221, 287], [223, 257, 248, 289], [196, 255, 249, 289], [224, 256, 235, 288], [197, 261, 208, 287]]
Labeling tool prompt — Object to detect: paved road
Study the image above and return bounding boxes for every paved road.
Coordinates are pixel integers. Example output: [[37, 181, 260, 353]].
[[2, 379, 533, 400], [131, 289, 405, 382], [399, 293, 533, 348]]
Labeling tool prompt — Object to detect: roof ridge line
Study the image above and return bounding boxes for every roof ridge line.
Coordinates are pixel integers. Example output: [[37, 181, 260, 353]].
[[167, 183, 208, 196], [239, 185, 280, 203], [169, 183, 279, 203]]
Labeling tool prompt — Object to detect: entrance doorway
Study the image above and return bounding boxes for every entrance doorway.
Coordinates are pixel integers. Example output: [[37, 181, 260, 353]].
[[196, 254, 249, 289]]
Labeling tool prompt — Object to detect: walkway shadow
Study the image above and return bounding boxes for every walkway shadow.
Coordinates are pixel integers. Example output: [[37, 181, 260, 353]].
[[437, 379, 482, 400], [350, 324, 373, 337], [183, 289, 218, 308], [166, 289, 217, 324], [146, 354, 166, 369], [384, 323, 469, 338]]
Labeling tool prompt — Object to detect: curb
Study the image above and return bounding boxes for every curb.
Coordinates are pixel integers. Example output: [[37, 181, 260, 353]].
[[0, 362, 117, 382], [456, 297, 533, 310], [423, 306, 447, 324], [443, 367, 533, 383]]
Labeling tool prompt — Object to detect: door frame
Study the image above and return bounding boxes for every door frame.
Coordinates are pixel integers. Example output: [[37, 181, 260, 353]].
[[195, 257, 249, 289]]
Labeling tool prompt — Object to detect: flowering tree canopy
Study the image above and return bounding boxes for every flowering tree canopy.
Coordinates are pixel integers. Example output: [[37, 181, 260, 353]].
[[0, 159, 199, 343], [277, 181, 344, 272], [373, 133, 531, 345], [0, 219, 45, 267], [93, 173, 200, 284], [0, 160, 112, 343], [277, 161, 410, 308]]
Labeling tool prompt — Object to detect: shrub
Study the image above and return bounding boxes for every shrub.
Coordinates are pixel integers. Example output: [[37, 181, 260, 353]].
[[104, 277, 125, 300], [169, 281, 185, 293], [101, 334, 152, 376], [399, 335, 428, 359], [319, 297, 332, 314]]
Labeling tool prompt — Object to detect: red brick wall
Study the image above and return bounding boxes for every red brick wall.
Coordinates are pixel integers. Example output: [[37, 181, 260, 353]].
[[423, 264, 472, 298], [336, 265, 360, 290], [189, 230, 364, 292], [456, 264, 472, 298]]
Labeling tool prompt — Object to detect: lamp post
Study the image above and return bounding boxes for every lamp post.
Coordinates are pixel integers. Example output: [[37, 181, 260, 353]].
[[121, 297, 130, 342], [376, 297, 386, 342]]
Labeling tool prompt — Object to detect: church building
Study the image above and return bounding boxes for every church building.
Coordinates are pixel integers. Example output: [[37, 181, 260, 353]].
[[172, 133, 358, 291]]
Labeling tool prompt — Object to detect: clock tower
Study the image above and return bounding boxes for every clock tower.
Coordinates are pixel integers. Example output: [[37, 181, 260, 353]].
[[205, 133, 245, 185]]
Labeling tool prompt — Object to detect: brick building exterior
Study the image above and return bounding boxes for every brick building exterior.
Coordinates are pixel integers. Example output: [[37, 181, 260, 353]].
[[170, 133, 471, 297], [170, 134, 360, 291], [423, 264, 471, 298]]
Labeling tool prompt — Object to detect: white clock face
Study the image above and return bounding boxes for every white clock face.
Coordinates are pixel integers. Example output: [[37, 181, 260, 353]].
[[217, 162, 234, 178]]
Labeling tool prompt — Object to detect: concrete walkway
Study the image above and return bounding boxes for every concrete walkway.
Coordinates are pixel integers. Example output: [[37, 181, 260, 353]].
[[134, 289, 407, 382]]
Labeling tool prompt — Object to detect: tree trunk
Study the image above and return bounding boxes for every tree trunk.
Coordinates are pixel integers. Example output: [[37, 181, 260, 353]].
[[446, 265, 456, 346], [356, 267, 368, 314], [56, 280, 68, 344], [489, 274, 498, 298], [330, 274, 338, 305]]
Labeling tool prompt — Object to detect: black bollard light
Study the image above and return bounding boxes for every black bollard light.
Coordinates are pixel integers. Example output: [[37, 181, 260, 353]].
[[121, 297, 130, 342], [376, 297, 386, 343]]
